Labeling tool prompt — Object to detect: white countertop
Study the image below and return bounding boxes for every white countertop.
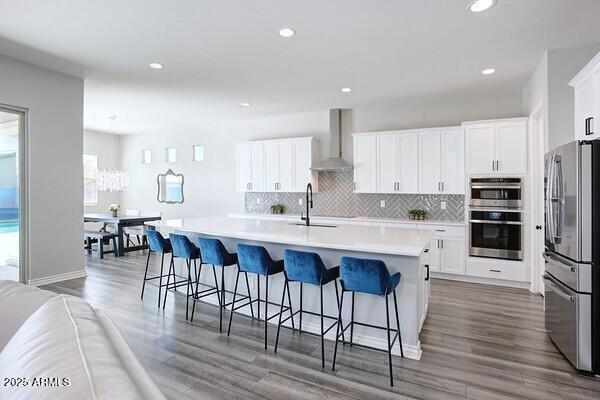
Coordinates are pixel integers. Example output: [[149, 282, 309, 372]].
[[147, 217, 433, 257], [229, 212, 465, 227]]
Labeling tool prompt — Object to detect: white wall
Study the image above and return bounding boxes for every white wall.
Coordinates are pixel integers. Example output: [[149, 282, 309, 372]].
[[0, 54, 84, 283], [83, 129, 120, 213], [119, 92, 523, 218], [522, 43, 600, 151]]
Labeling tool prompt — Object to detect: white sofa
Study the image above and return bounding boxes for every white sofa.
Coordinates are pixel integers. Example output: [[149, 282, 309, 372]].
[[0, 280, 166, 400]]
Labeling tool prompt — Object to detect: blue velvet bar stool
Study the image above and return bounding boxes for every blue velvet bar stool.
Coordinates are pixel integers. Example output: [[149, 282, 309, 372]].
[[274, 249, 344, 368], [332, 256, 403, 387], [227, 244, 294, 350], [196, 238, 252, 332], [142, 230, 174, 308], [167, 233, 220, 321]]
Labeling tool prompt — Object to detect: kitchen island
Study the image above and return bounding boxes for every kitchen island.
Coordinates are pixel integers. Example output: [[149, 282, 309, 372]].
[[147, 217, 433, 360]]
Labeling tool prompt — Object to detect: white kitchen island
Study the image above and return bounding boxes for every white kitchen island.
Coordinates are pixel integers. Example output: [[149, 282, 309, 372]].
[[147, 217, 433, 360]]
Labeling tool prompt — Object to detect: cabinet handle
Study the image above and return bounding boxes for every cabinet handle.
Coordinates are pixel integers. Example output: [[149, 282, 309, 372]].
[[586, 117, 594, 136], [354, 182, 357, 190], [440, 239, 444, 249], [441, 182, 445, 192], [425, 265, 430, 281], [437, 239, 440, 249], [489, 269, 502, 273]]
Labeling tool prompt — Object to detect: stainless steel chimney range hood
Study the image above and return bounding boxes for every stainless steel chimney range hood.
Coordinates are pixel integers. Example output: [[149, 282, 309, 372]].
[[311, 109, 353, 171]]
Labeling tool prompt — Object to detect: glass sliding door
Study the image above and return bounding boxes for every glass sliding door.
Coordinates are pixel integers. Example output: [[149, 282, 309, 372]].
[[0, 107, 24, 281]]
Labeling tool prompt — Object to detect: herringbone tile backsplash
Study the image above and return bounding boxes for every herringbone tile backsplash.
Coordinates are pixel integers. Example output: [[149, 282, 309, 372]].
[[245, 171, 464, 221]]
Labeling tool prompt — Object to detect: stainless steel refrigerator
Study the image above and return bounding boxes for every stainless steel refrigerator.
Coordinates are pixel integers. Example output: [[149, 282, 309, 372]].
[[544, 140, 599, 373]]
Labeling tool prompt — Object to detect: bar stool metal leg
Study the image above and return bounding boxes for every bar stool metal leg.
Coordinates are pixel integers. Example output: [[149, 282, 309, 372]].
[[226, 270, 241, 335], [162, 256, 174, 310], [332, 289, 345, 371], [320, 283, 325, 368], [141, 250, 152, 300], [157, 252, 165, 308], [350, 291, 355, 346], [264, 275, 269, 350], [244, 272, 254, 318], [299, 282, 303, 332], [393, 291, 404, 357], [274, 277, 288, 353], [220, 265, 226, 333], [185, 259, 192, 321], [385, 294, 393, 387]]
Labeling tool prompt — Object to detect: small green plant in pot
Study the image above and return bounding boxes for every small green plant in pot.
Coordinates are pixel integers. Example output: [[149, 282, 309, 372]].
[[408, 209, 427, 220], [271, 204, 285, 214], [109, 204, 120, 217]]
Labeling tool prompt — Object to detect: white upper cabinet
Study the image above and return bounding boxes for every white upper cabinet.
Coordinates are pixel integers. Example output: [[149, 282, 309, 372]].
[[236, 142, 264, 192], [264, 140, 294, 192], [398, 133, 420, 193], [464, 118, 528, 176], [356, 127, 463, 194], [353, 135, 377, 193], [441, 128, 466, 194], [496, 121, 528, 174], [376, 132, 419, 194], [570, 52, 600, 141], [419, 128, 465, 194], [419, 130, 443, 194], [236, 137, 317, 192], [292, 138, 317, 192]]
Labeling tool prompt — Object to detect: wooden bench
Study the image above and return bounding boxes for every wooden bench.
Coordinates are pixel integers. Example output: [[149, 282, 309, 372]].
[[84, 231, 118, 259]]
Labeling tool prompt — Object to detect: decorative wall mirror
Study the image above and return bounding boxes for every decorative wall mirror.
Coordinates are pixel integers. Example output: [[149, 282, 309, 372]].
[[157, 169, 184, 204]]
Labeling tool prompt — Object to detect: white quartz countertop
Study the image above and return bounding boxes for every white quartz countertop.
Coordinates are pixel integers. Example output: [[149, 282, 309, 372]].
[[229, 213, 465, 227], [147, 217, 433, 257]]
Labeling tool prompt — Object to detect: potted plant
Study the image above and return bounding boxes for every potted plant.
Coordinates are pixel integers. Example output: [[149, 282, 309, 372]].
[[271, 204, 285, 214], [408, 209, 427, 220], [109, 204, 120, 217]]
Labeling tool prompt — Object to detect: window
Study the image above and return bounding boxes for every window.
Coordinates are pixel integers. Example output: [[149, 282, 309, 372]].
[[142, 149, 152, 164], [192, 145, 204, 162], [83, 154, 98, 205], [166, 147, 176, 163]]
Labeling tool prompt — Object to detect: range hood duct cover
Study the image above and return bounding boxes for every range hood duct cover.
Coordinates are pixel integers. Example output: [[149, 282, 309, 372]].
[[311, 109, 353, 171]]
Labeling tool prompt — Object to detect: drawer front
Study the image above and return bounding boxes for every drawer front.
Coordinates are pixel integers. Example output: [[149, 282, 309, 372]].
[[466, 259, 529, 282], [417, 224, 465, 238]]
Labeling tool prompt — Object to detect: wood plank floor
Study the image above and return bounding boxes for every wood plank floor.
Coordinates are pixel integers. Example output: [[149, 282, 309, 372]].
[[42, 252, 600, 400]]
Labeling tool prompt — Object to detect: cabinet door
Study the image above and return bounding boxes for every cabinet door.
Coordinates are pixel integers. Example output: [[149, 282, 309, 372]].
[[398, 133, 420, 193], [574, 75, 595, 140], [292, 139, 313, 192], [236, 143, 252, 192], [428, 239, 441, 272], [278, 141, 294, 192], [465, 123, 495, 174], [439, 238, 466, 275], [263, 142, 279, 192], [496, 120, 527, 175], [591, 67, 600, 141], [376, 134, 398, 193], [353, 136, 377, 193], [249, 142, 264, 192], [419, 131, 442, 194], [441, 129, 465, 194]]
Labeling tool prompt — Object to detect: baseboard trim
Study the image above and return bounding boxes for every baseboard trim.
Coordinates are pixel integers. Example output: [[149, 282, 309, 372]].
[[198, 295, 421, 360], [28, 269, 88, 286], [431, 272, 530, 289]]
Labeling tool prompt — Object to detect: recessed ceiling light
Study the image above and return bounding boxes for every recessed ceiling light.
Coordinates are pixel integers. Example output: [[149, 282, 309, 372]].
[[481, 68, 496, 75], [279, 28, 296, 38], [469, 0, 497, 13], [240, 102, 251, 107], [108, 114, 118, 120], [341, 87, 352, 93], [149, 63, 163, 69]]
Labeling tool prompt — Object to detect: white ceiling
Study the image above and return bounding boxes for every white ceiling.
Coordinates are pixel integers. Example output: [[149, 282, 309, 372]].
[[0, 0, 599, 135]]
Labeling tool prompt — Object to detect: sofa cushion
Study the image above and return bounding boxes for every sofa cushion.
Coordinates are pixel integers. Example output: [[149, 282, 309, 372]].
[[0, 280, 57, 351], [0, 294, 163, 400]]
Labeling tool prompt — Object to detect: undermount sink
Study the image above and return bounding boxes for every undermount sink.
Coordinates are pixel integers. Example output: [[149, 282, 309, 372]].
[[289, 223, 337, 228]]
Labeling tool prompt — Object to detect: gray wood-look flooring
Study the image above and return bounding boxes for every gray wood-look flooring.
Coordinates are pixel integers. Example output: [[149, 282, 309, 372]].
[[42, 252, 600, 400]]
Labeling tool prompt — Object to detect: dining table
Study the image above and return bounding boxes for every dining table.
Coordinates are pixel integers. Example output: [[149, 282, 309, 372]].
[[83, 213, 162, 256]]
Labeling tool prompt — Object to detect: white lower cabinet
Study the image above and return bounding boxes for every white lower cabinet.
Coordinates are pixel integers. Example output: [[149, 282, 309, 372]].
[[418, 225, 466, 275], [466, 258, 529, 282]]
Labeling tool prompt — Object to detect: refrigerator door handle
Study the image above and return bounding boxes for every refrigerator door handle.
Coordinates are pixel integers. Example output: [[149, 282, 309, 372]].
[[554, 155, 564, 243], [546, 154, 556, 244], [543, 274, 575, 302]]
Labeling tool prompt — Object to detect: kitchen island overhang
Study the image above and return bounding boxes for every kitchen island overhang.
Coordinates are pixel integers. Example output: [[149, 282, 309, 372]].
[[147, 217, 433, 360]]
